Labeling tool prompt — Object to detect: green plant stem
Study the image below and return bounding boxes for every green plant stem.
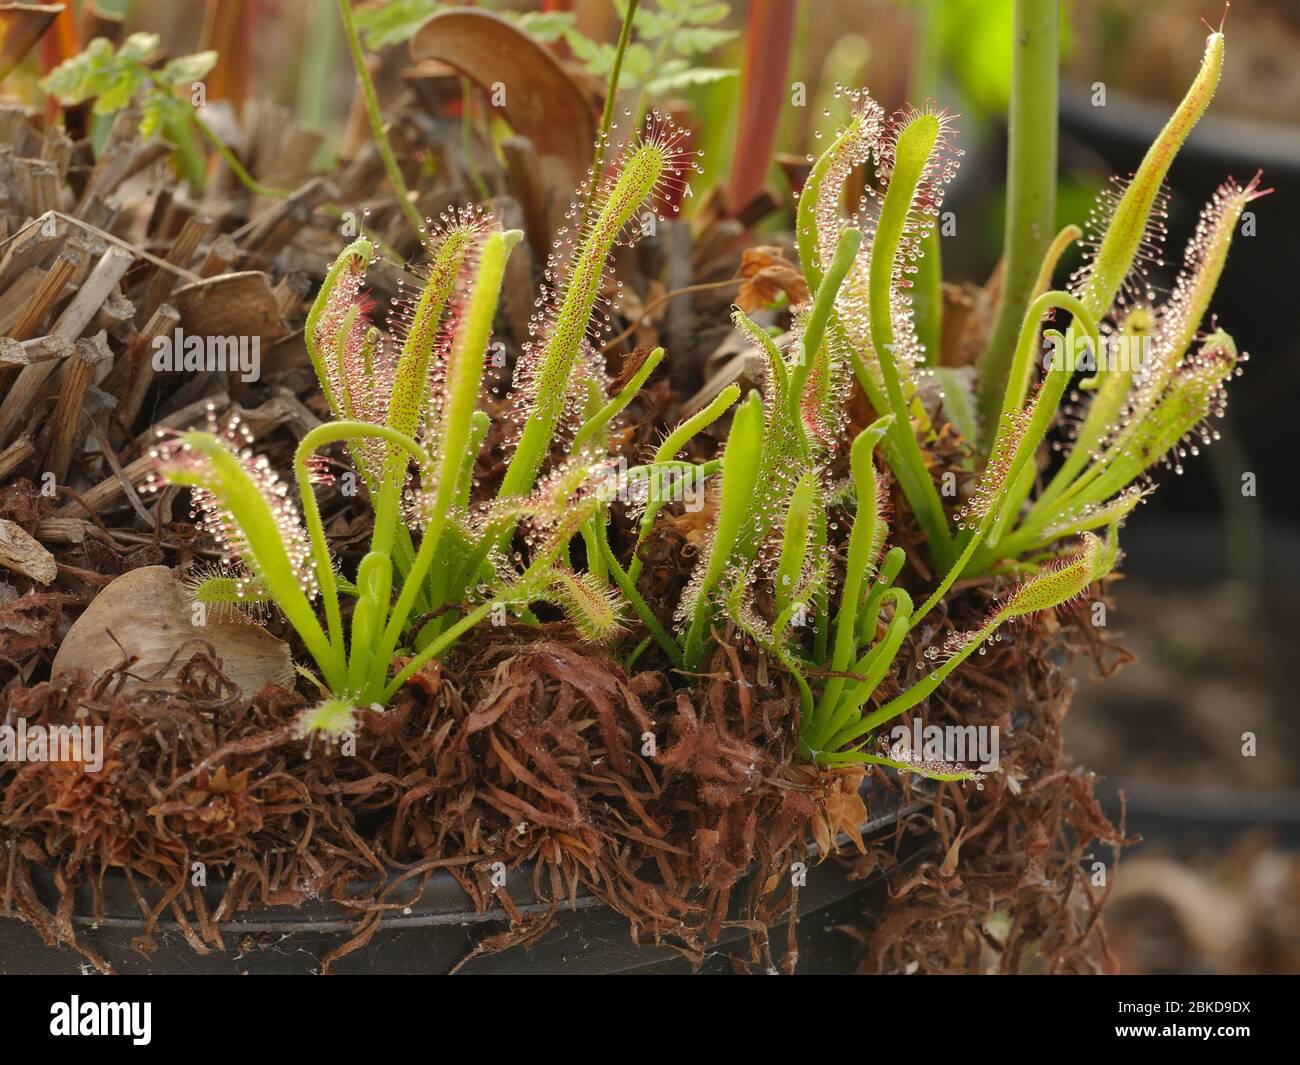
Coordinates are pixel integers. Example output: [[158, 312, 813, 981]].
[[569, 346, 664, 455], [293, 421, 427, 665], [789, 227, 860, 421], [382, 598, 497, 700], [909, 0, 943, 364], [682, 391, 764, 669], [585, 0, 640, 226], [601, 534, 683, 666], [369, 231, 518, 697], [808, 588, 913, 755], [189, 101, 291, 199], [976, 0, 1058, 443], [816, 418, 889, 721], [631, 7, 678, 133], [459, 76, 492, 202], [337, 0, 426, 240]]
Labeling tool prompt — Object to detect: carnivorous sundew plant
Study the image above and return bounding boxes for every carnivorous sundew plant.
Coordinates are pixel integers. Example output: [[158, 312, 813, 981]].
[[149, 25, 1259, 780], [148, 113, 701, 729]]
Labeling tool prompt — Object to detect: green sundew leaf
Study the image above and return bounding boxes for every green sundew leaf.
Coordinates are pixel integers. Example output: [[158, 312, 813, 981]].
[[292, 420, 430, 676], [353, 0, 438, 50], [774, 472, 817, 621], [790, 227, 861, 418], [818, 748, 980, 781], [983, 291, 1101, 537], [733, 309, 789, 405], [158, 51, 217, 86], [371, 230, 521, 690], [863, 113, 957, 566], [582, 376, 606, 424], [817, 416, 891, 723], [657, 390, 740, 465], [186, 572, 272, 622], [1098, 522, 1121, 578], [164, 432, 341, 689], [682, 390, 765, 669], [940, 531, 1113, 703], [856, 544, 906, 645], [305, 238, 372, 417], [796, 110, 864, 293], [868, 114, 938, 375], [981, 293, 1101, 545], [333, 304, 365, 420], [496, 139, 665, 507], [545, 569, 625, 644], [345, 550, 392, 694], [456, 410, 491, 514], [386, 222, 476, 453], [1141, 176, 1263, 401], [835, 534, 1105, 750], [1031, 306, 1150, 517], [1076, 31, 1224, 319], [806, 587, 913, 757], [294, 698, 357, 739], [1026, 485, 1147, 552], [1077, 333, 1237, 506], [996, 531, 1103, 620]]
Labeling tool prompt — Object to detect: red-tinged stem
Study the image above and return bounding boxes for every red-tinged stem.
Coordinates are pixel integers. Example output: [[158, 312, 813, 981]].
[[727, 0, 797, 214]]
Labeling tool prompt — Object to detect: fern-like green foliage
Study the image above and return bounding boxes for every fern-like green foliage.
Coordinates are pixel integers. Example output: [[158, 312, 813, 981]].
[[40, 33, 216, 189], [355, 0, 737, 117]]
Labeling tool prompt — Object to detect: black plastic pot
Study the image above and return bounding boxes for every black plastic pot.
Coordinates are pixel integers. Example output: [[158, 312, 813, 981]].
[[0, 781, 925, 974], [1088, 518, 1300, 851]]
